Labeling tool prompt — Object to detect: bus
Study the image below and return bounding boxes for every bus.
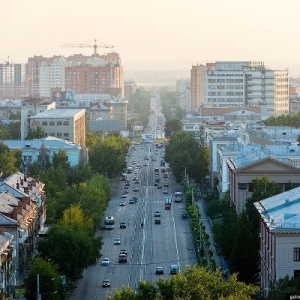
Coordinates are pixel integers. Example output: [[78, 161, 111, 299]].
[[174, 191, 184, 202], [164, 197, 172, 210], [104, 216, 115, 229]]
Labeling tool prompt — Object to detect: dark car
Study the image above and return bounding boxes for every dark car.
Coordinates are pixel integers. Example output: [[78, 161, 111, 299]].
[[129, 199, 135, 204], [102, 279, 111, 287], [157, 185, 162, 189], [120, 222, 126, 229], [133, 187, 139, 192], [181, 213, 188, 219], [155, 218, 161, 224], [132, 196, 138, 202], [118, 254, 127, 263]]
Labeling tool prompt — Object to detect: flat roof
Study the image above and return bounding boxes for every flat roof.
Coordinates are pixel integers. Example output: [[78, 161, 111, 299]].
[[30, 109, 85, 119]]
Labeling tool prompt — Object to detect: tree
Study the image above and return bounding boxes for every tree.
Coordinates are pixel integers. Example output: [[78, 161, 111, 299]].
[[37, 144, 51, 171], [25, 126, 47, 140], [52, 149, 70, 170], [39, 207, 102, 280], [0, 148, 17, 177], [164, 117, 182, 137], [24, 257, 64, 300], [107, 266, 258, 300]]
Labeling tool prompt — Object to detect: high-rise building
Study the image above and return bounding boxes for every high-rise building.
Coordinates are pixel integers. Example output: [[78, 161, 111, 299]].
[[27, 53, 123, 98], [191, 61, 289, 116], [176, 79, 191, 113], [0, 62, 27, 99]]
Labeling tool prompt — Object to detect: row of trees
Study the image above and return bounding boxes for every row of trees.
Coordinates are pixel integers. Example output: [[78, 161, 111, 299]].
[[106, 266, 258, 300], [164, 130, 210, 184], [23, 133, 129, 299], [264, 111, 300, 128]]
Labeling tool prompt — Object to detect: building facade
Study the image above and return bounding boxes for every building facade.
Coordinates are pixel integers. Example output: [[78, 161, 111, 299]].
[[29, 109, 86, 147], [191, 61, 289, 116], [0, 63, 27, 100], [254, 187, 300, 297]]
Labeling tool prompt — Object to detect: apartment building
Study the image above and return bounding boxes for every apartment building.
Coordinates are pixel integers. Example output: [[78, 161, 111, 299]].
[[124, 80, 137, 100], [20, 97, 56, 140], [0, 63, 27, 99], [176, 79, 191, 113], [191, 61, 289, 116], [29, 109, 86, 147], [0, 172, 45, 283], [254, 187, 300, 297]]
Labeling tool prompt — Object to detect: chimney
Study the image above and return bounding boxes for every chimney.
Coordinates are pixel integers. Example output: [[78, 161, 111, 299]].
[[11, 207, 18, 220], [20, 178, 23, 185], [24, 175, 27, 182], [24, 186, 29, 194], [16, 181, 20, 189]]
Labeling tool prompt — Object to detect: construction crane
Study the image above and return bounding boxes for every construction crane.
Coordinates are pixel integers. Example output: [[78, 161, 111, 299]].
[[60, 39, 114, 55], [0, 56, 12, 66]]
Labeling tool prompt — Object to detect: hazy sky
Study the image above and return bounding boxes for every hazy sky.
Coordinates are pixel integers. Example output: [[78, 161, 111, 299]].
[[2, 0, 300, 75]]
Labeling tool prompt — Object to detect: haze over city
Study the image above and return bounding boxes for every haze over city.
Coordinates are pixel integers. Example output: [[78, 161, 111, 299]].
[[2, 0, 300, 79]]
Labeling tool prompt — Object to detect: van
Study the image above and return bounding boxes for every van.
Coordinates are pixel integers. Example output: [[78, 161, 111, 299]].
[[170, 264, 179, 274]]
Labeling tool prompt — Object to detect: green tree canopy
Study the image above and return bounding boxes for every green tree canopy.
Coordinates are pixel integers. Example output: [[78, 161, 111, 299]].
[[164, 117, 182, 137], [107, 266, 258, 300], [25, 126, 47, 140], [25, 257, 64, 300]]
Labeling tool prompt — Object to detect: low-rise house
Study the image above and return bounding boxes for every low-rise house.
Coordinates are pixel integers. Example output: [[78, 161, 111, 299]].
[[254, 187, 300, 297], [2, 136, 82, 171]]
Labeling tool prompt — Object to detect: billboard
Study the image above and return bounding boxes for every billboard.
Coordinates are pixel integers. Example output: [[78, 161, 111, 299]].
[[52, 91, 74, 101]]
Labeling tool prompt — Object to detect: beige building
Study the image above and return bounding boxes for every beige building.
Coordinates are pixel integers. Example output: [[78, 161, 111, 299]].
[[190, 64, 207, 112], [29, 109, 86, 147], [227, 157, 300, 214], [20, 97, 56, 140]]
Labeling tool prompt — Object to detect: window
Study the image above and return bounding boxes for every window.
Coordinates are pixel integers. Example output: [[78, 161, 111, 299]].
[[28, 156, 32, 162], [63, 121, 69, 126], [294, 270, 300, 278], [64, 133, 69, 137], [57, 121, 62, 126], [294, 248, 300, 261], [49, 121, 55, 126], [57, 133, 62, 138], [42, 121, 47, 126]]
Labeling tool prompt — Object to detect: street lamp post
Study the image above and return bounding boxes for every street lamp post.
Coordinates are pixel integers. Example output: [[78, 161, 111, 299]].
[[36, 274, 41, 300]]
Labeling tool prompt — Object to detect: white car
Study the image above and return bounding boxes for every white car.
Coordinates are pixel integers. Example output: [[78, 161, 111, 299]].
[[101, 258, 110, 266], [119, 201, 126, 206], [114, 238, 121, 245]]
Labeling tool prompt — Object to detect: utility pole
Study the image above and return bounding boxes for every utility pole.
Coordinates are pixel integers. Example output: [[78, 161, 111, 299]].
[[37, 273, 41, 300]]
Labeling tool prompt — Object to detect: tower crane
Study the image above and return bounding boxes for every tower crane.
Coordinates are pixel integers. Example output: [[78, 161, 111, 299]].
[[60, 39, 114, 55]]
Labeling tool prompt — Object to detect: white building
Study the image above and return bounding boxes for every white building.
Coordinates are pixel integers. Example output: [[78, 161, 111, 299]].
[[191, 61, 289, 116], [254, 187, 300, 296], [176, 79, 191, 113]]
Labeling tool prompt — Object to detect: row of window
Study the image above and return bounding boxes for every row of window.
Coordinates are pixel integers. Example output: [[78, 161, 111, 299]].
[[207, 79, 244, 83], [40, 121, 69, 126]]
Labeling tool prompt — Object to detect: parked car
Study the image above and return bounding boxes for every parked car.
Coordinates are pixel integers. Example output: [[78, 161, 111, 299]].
[[121, 194, 127, 198], [163, 190, 168, 194], [129, 199, 135, 204], [133, 187, 139, 192], [119, 201, 126, 206]]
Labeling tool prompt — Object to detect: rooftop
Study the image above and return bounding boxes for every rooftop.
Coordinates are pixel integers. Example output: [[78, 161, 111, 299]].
[[254, 187, 300, 231], [30, 109, 85, 119]]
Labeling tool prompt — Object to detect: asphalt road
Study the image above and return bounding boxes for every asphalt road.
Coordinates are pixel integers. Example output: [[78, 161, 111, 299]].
[[70, 144, 197, 299]]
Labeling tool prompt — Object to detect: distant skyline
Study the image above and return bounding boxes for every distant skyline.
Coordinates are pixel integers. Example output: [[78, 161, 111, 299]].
[[2, 0, 300, 76]]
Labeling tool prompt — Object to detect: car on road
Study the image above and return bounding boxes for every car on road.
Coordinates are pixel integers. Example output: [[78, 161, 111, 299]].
[[120, 249, 128, 255], [129, 199, 135, 204], [119, 201, 126, 206], [102, 279, 111, 287], [162, 189, 168, 194], [157, 184, 162, 189], [101, 258, 110, 266], [121, 194, 127, 198], [155, 218, 161, 224], [114, 238, 121, 245], [133, 187, 139, 192], [125, 182, 130, 186], [170, 264, 179, 274], [181, 213, 188, 219], [118, 254, 127, 263], [154, 211, 161, 217], [155, 267, 164, 274], [132, 196, 138, 202], [120, 222, 127, 229]]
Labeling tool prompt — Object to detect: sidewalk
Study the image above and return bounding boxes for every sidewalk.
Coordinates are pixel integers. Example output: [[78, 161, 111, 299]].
[[196, 199, 222, 270]]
